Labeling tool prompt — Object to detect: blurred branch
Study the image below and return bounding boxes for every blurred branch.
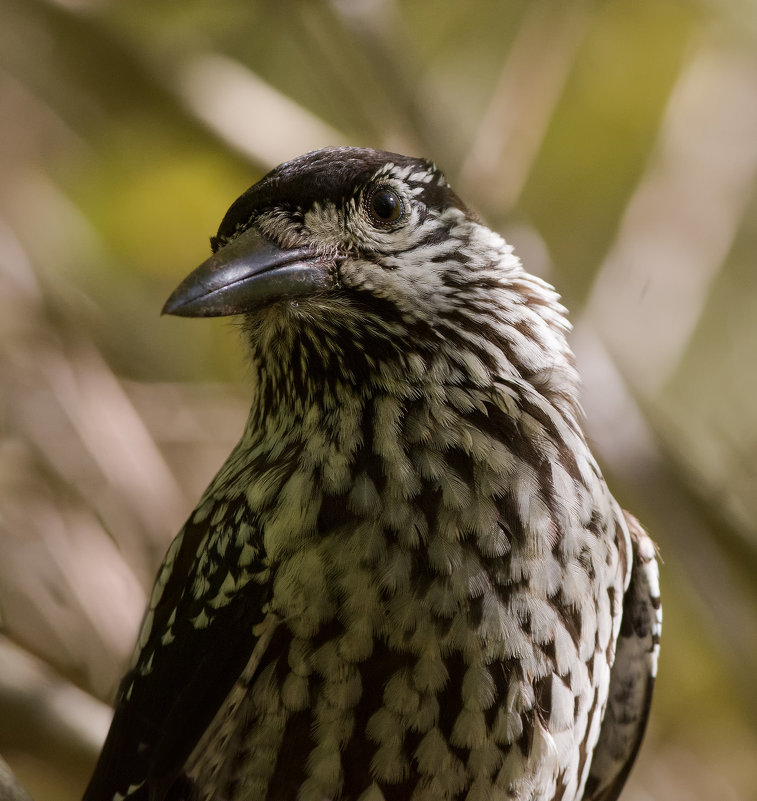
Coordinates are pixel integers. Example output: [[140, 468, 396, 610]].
[[0, 637, 108, 791], [458, 0, 589, 215], [584, 43, 757, 394], [652, 412, 757, 567], [290, 1, 419, 151], [0, 754, 33, 801], [325, 0, 456, 160], [176, 52, 349, 170], [4, 0, 195, 137], [0, 211, 147, 696], [574, 38, 757, 722], [574, 330, 757, 723], [38, 339, 189, 554]]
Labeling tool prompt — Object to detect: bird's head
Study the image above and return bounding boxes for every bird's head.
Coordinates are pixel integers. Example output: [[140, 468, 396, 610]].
[[164, 147, 576, 403]]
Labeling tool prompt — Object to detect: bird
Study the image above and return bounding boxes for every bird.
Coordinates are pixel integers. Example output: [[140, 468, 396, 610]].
[[83, 147, 661, 801]]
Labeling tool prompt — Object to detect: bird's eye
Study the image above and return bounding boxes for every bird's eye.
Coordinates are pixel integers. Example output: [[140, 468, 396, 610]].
[[368, 187, 403, 225]]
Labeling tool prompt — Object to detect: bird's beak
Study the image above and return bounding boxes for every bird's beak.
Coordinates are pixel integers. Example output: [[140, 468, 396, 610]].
[[162, 227, 332, 317]]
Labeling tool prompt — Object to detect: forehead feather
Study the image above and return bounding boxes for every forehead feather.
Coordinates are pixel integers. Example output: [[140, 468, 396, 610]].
[[214, 147, 464, 243]]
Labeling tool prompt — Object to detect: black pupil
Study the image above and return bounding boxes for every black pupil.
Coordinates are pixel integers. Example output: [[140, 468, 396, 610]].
[[371, 189, 400, 222]]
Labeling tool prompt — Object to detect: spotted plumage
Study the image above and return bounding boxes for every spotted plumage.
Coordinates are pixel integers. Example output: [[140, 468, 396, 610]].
[[83, 147, 661, 801]]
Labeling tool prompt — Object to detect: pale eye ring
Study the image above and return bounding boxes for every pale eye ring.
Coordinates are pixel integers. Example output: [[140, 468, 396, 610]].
[[367, 187, 404, 226]]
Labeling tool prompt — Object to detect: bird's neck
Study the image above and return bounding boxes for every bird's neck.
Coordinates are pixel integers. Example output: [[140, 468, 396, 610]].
[[237, 300, 586, 486], [225, 313, 599, 580], [240, 274, 583, 444]]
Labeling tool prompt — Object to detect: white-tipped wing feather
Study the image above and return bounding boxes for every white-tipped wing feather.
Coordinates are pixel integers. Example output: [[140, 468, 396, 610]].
[[583, 513, 661, 801]]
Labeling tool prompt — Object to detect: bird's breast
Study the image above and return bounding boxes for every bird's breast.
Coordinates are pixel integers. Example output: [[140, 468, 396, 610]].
[[193, 386, 629, 800]]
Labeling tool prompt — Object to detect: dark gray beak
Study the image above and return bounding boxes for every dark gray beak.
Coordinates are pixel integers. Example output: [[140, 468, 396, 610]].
[[162, 227, 332, 317]]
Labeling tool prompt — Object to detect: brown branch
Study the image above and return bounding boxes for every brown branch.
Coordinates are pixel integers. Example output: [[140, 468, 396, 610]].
[[0, 754, 33, 801]]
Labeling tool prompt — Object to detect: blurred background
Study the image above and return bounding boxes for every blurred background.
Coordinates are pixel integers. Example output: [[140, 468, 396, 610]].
[[1, 0, 757, 798]]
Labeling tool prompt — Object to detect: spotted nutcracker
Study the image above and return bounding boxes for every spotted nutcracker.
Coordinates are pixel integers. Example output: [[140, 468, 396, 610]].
[[83, 147, 661, 801]]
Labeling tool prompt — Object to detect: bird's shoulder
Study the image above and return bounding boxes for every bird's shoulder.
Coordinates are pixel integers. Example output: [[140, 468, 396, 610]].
[[83, 478, 274, 801]]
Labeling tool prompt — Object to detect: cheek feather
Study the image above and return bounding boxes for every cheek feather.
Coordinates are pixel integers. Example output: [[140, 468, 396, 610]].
[[302, 202, 347, 247]]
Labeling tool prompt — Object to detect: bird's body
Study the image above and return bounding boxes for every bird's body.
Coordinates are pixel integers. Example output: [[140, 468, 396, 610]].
[[84, 148, 660, 801]]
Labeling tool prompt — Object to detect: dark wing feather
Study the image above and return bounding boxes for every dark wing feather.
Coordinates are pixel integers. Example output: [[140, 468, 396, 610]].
[[583, 512, 661, 801], [83, 498, 271, 801]]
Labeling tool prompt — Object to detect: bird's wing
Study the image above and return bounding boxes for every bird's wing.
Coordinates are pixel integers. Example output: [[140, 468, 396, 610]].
[[582, 512, 662, 801], [83, 498, 273, 801]]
